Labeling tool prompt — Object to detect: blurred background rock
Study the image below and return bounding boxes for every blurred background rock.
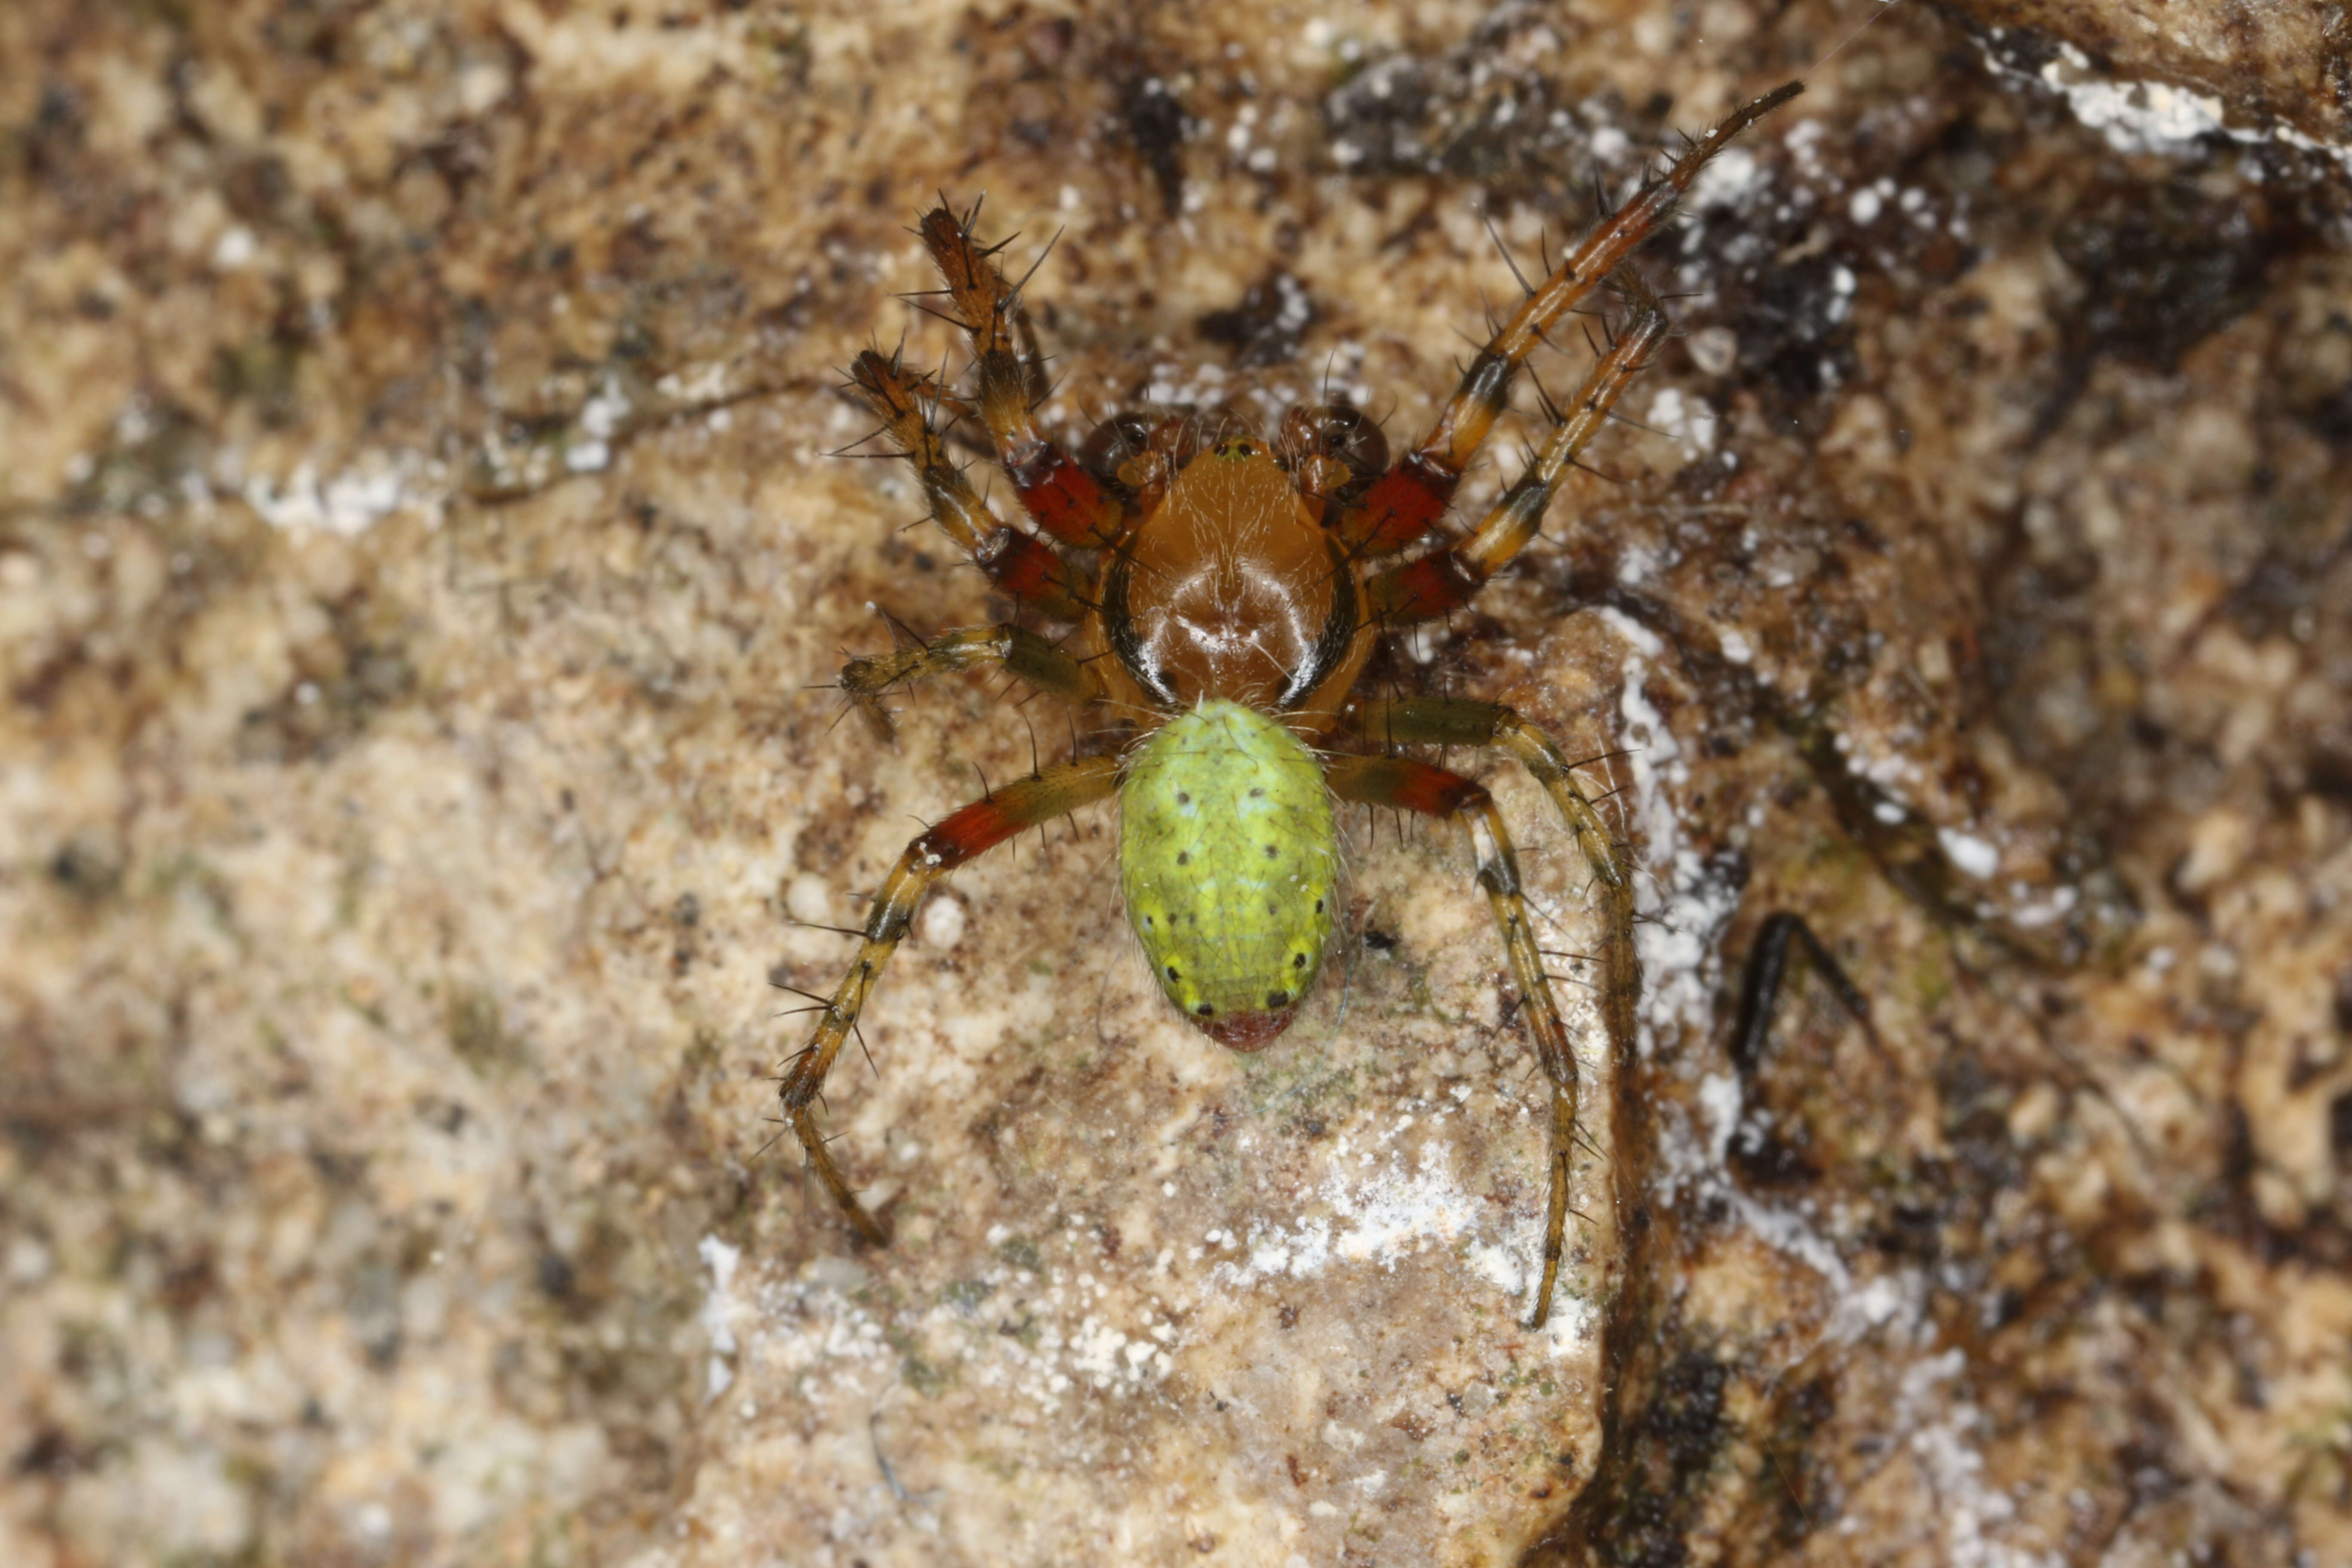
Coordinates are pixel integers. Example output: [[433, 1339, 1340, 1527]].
[[3, 0, 2349, 1563]]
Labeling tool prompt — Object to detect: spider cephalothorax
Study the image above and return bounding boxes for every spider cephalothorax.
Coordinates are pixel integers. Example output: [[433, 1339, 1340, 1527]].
[[782, 83, 1801, 1327]]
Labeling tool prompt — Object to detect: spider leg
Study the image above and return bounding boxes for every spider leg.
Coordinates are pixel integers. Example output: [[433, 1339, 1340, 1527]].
[[1324, 752, 1591, 1331], [1344, 697, 1638, 1056], [1340, 83, 1800, 559], [849, 348, 1090, 620], [1339, 697, 1648, 1332], [837, 622, 1106, 744], [917, 204, 1125, 549], [780, 756, 1123, 1245], [1366, 269, 1669, 628]]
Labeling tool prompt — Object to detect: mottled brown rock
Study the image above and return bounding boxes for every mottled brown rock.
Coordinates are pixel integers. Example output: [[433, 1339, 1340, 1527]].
[[1948, 0, 2352, 149], [4, 0, 2351, 1565]]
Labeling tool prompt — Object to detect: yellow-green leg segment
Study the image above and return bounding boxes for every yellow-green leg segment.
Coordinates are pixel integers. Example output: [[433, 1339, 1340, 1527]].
[[1334, 695, 1643, 1327], [838, 623, 1103, 744], [1327, 750, 1580, 1328]]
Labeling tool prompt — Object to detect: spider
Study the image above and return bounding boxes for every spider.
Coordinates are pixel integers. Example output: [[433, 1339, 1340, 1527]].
[[782, 82, 1804, 1329]]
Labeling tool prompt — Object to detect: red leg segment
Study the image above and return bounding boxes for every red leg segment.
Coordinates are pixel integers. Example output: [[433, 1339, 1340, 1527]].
[[918, 204, 1125, 550], [1366, 270, 1670, 628], [849, 348, 1090, 622]]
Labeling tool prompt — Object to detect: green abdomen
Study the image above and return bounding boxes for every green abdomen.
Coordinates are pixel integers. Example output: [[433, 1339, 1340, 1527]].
[[1120, 700, 1338, 1049]]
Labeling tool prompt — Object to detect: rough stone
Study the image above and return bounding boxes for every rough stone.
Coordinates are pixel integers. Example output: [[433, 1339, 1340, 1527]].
[[3, 0, 2349, 1564]]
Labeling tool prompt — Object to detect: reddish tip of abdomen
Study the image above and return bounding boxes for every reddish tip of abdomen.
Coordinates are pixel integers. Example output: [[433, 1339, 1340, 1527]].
[[1198, 1008, 1295, 1053]]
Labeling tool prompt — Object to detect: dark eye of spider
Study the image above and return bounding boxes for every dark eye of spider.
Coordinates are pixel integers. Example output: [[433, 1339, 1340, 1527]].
[[1279, 401, 1389, 493], [1079, 412, 1157, 491]]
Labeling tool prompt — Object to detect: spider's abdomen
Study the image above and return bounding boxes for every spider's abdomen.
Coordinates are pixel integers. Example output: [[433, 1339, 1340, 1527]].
[[1120, 698, 1338, 1051]]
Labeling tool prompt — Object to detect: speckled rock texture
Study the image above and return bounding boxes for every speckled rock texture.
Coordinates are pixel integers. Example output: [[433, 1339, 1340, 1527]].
[[3, 1, 2349, 1565], [1949, 0, 2350, 149]]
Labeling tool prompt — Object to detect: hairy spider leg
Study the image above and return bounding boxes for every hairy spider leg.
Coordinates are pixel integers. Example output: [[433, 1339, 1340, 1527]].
[[1341, 82, 1802, 559], [848, 348, 1091, 622], [917, 204, 1126, 549], [1324, 753, 1586, 1330], [1729, 912, 1880, 1077], [1366, 269, 1670, 627], [838, 623, 1105, 744], [780, 756, 1124, 1243], [1344, 697, 1640, 1065]]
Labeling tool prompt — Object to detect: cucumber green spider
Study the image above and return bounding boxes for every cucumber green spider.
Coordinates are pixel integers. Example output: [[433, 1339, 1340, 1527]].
[[782, 84, 1803, 1328]]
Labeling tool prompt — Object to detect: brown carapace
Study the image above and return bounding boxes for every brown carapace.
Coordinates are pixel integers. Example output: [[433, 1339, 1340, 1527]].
[[782, 83, 1802, 1329]]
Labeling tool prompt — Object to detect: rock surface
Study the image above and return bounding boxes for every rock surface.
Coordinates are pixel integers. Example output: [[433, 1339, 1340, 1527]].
[[3, 0, 2349, 1564], [1950, 0, 2351, 150]]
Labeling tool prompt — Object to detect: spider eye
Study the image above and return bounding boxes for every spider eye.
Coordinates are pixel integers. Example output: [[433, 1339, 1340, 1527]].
[[1080, 412, 1158, 490], [1324, 404, 1388, 479], [1280, 402, 1388, 497]]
